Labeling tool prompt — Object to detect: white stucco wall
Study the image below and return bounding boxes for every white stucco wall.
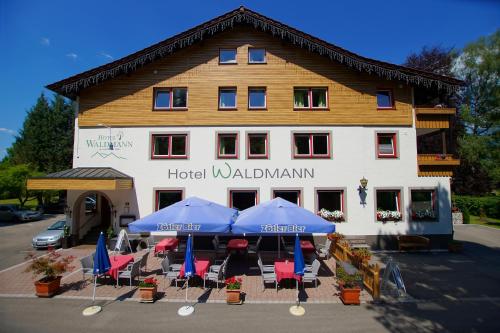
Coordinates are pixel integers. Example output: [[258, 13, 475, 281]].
[[67, 123, 452, 237]]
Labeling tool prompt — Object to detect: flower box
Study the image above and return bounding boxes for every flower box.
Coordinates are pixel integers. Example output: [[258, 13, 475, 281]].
[[317, 209, 345, 222], [376, 210, 402, 222], [34, 276, 62, 297], [339, 285, 361, 305], [226, 289, 241, 304], [139, 286, 157, 302]]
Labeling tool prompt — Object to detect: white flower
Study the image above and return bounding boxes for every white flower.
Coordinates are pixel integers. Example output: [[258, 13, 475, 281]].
[[318, 208, 344, 222]]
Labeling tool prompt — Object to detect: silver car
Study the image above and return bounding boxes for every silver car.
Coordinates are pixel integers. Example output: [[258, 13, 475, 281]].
[[0, 204, 42, 222], [32, 220, 66, 249]]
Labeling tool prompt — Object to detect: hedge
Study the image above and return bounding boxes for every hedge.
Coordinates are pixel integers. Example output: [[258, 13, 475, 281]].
[[452, 195, 500, 219]]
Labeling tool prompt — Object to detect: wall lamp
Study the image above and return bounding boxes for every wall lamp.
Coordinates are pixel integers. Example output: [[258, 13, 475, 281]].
[[358, 177, 368, 206], [359, 177, 368, 190]]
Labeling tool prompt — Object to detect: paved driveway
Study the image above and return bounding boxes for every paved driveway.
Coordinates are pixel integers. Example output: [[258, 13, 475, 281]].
[[0, 214, 64, 270], [376, 224, 500, 301]]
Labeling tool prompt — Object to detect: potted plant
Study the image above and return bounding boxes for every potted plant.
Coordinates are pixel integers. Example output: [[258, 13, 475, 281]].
[[448, 240, 463, 253], [377, 210, 402, 222], [61, 225, 72, 249], [336, 265, 362, 305], [138, 277, 158, 302], [225, 276, 242, 304], [327, 232, 345, 243], [106, 225, 116, 249], [352, 248, 371, 267], [25, 250, 75, 297]]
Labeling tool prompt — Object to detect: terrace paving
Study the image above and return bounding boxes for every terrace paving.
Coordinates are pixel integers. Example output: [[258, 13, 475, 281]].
[[0, 246, 372, 303]]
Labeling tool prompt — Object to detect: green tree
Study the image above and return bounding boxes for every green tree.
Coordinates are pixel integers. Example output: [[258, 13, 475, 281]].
[[0, 164, 42, 208], [9, 93, 74, 173], [453, 30, 500, 193]]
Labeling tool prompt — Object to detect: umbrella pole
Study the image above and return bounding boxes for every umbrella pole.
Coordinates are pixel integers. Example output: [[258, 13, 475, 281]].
[[82, 275, 102, 316], [278, 235, 280, 258]]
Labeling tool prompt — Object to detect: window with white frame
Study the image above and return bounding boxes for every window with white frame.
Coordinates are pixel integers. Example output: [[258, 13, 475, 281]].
[[153, 88, 187, 110], [273, 190, 301, 206], [219, 87, 237, 109], [155, 190, 183, 211], [293, 133, 330, 158], [247, 133, 268, 159], [294, 87, 327, 109], [376, 90, 393, 109], [376, 189, 402, 221], [411, 189, 437, 220], [151, 134, 188, 159], [248, 87, 266, 109], [229, 190, 258, 211], [248, 48, 266, 63], [377, 133, 397, 158], [217, 133, 238, 158], [316, 190, 345, 222], [219, 49, 237, 64]]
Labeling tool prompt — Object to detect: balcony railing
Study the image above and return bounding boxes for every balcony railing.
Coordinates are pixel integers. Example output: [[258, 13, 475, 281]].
[[417, 154, 460, 177], [415, 107, 456, 129]]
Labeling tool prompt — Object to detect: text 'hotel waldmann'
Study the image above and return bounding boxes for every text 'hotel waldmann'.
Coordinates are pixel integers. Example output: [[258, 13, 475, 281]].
[[28, 7, 462, 248]]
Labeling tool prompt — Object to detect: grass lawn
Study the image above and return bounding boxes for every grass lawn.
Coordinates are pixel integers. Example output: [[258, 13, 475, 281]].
[[469, 215, 500, 229], [0, 198, 38, 210]]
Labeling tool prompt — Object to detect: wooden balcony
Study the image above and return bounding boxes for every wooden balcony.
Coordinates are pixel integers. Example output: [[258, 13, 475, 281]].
[[417, 154, 460, 177], [415, 107, 456, 129]]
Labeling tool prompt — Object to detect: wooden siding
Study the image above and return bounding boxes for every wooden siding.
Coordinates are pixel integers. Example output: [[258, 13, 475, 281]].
[[417, 154, 460, 177], [416, 107, 456, 115], [27, 179, 133, 190], [78, 26, 413, 127], [416, 114, 451, 129]]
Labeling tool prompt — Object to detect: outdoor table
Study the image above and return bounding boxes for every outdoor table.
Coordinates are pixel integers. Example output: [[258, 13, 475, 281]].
[[274, 260, 301, 283], [108, 255, 134, 280], [300, 240, 315, 253], [179, 259, 210, 278], [226, 239, 249, 251], [154, 238, 179, 255]]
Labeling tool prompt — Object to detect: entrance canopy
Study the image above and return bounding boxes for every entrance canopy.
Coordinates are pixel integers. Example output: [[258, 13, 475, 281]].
[[232, 197, 335, 235], [129, 196, 237, 234], [27, 167, 133, 190]]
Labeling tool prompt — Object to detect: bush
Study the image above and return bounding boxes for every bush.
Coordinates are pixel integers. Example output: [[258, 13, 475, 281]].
[[452, 195, 500, 219]]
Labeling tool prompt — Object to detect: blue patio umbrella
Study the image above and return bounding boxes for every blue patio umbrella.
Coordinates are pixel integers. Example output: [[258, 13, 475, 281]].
[[92, 232, 111, 301], [232, 197, 335, 235], [129, 196, 236, 234], [232, 197, 335, 257], [82, 232, 111, 316], [291, 234, 306, 316], [178, 234, 195, 316]]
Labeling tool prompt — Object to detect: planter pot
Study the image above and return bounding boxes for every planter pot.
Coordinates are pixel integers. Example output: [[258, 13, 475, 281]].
[[139, 286, 157, 302], [34, 276, 62, 297], [339, 285, 361, 305], [226, 289, 241, 304]]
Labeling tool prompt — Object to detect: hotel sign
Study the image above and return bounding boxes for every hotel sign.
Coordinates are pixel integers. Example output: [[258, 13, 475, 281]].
[[86, 131, 133, 160], [167, 162, 315, 180]]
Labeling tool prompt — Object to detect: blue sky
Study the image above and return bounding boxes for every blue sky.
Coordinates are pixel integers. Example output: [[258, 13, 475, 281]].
[[0, 0, 499, 159]]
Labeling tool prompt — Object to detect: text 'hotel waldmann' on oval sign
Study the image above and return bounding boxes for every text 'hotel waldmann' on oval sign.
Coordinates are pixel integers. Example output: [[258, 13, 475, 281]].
[[86, 131, 133, 160]]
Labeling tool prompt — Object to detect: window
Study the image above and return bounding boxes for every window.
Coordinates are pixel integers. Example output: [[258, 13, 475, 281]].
[[248, 88, 266, 109], [153, 88, 187, 110], [377, 133, 398, 158], [411, 189, 437, 221], [217, 133, 238, 158], [155, 190, 183, 211], [294, 88, 327, 109], [151, 134, 188, 159], [248, 48, 266, 63], [316, 190, 345, 221], [293, 133, 330, 158], [247, 133, 268, 159], [273, 190, 301, 206], [219, 49, 237, 64], [376, 189, 402, 221], [229, 190, 258, 210], [219, 88, 237, 109], [376, 90, 393, 109]]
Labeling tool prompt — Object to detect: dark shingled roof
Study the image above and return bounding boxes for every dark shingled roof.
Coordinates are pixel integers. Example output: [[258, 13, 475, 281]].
[[35, 167, 132, 180], [47, 6, 464, 99]]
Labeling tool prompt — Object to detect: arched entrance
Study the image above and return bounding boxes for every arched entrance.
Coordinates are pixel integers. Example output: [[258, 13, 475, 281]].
[[72, 191, 113, 244]]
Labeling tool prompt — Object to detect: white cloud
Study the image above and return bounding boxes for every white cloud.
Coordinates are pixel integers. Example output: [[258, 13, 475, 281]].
[[0, 127, 17, 135], [40, 37, 50, 46], [99, 52, 114, 60], [66, 52, 78, 60]]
